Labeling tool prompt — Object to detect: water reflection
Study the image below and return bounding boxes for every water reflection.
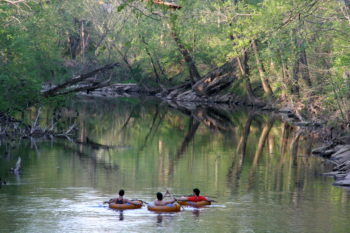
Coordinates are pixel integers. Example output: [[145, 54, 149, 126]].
[[155, 214, 176, 227], [119, 211, 124, 221], [156, 214, 162, 224], [0, 97, 349, 233], [192, 209, 200, 218]]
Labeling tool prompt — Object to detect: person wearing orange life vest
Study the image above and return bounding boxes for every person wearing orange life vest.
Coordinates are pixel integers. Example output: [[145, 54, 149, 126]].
[[178, 188, 208, 202]]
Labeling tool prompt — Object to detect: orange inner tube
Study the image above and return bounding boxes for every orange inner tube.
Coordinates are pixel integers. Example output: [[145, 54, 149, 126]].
[[177, 200, 211, 207], [147, 203, 181, 212], [109, 201, 143, 210]]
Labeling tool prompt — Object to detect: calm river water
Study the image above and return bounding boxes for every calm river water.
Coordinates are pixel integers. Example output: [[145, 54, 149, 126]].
[[1, 97, 350, 233]]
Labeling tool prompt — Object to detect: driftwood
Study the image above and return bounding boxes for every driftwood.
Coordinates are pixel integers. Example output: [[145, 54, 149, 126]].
[[43, 63, 119, 97]]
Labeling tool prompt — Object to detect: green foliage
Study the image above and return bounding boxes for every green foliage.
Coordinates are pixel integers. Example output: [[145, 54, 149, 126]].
[[0, 74, 40, 113], [1, 0, 350, 123]]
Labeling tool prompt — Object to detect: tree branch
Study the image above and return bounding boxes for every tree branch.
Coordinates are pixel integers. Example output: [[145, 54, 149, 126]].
[[2, 0, 26, 5], [43, 63, 119, 97], [148, 0, 182, 10]]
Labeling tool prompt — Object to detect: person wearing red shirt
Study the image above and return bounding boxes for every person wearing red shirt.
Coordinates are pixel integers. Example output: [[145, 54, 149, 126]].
[[178, 188, 208, 202]]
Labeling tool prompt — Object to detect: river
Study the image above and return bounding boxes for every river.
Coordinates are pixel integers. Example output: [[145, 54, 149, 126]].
[[0, 97, 350, 233]]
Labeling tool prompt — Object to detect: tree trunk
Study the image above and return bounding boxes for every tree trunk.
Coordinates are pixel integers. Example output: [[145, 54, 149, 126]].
[[69, 35, 79, 60], [292, 19, 312, 96], [155, 56, 167, 80], [140, 36, 162, 83], [251, 40, 273, 97], [280, 52, 291, 100], [299, 48, 312, 88], [116, 48, 134, 74], [80, 20, 85, 60], [237, 51, 256, 102], [292, 56, 300, 96], [144, 46, 160, 83], [169, 24, 201, 83]]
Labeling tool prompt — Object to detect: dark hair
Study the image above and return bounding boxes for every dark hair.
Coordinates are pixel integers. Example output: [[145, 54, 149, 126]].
[[156, 192, 163, 201], [193, 188, 200, 196], [119, 189, 125, 196]]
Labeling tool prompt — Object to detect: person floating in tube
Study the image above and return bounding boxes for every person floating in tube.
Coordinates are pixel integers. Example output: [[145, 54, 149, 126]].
[[104, 189, 140, 205]]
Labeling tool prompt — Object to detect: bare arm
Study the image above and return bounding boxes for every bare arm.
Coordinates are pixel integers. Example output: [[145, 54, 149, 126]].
[[104, 198, 117, 204], [163, 199, 176, 205], [176, 196, 189, 201], [124, 198, 141, 205]]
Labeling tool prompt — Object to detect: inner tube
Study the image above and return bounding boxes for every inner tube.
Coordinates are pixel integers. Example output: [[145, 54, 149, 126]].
[[109, 201, 143, 210], [177, 200, 211, 207], [147, 203, 181, 212]]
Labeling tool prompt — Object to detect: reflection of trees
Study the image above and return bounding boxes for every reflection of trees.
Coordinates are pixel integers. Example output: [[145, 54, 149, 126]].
[[291, 129, 303, 166], [224, 111, 321, 200], [76, 136, 129, 150], [252, 116, 275, 168], [168, 117, 200, 176], [227, 112, 255, 184], [278, 123, 292, 167], [119, 106, 136, 132], [165, 102, 238, 179], [192, 107, 234, 132], [60, 98, 324, 203], [245, 116, 275, 190], [139, 105, 167, 151], [165, 100, 234, 132], [175, 117, 200, 160], [58, 140, 119, 172]]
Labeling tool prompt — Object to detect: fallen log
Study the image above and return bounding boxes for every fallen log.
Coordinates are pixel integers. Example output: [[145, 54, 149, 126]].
[[192, 73, 235, 96], [148, 0, 182, 10], [43, 63, 119, 97], [159, 58, 238, 101], [201, 58, 238, 80]]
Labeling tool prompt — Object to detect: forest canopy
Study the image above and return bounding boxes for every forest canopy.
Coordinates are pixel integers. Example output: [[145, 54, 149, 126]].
[[1, 0, 350, 125]]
